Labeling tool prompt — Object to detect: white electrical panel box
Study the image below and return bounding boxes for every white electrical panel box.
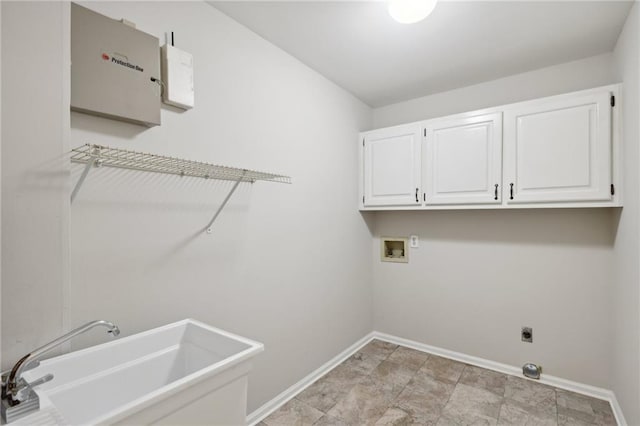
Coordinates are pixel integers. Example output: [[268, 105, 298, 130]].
[[71, 3, 161, 126], [161, 45, 194, 110]]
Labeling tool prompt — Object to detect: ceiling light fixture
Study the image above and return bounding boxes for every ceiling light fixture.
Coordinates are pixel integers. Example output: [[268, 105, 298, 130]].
[[388, 0, 438, 24]]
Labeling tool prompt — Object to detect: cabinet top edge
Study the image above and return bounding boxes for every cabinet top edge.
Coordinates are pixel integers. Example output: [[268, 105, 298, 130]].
[[360, 83, 622, 135]]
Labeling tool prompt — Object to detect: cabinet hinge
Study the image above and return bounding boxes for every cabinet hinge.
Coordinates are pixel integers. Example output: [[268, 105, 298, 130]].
[[611, 95, 615, 107], [611, 184, 615, 196]]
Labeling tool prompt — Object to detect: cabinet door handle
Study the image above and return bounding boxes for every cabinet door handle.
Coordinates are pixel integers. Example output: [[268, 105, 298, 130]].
[[415, 188, 419, 203], [510, 183, 514, 200], [494, 184, 499, 200]]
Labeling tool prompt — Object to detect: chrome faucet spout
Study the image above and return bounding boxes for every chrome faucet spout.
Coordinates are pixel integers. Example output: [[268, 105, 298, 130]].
[[4, 320, 120, 400]]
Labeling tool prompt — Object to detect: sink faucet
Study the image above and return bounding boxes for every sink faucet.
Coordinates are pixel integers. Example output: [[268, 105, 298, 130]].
[[1, 320, 120, 422]]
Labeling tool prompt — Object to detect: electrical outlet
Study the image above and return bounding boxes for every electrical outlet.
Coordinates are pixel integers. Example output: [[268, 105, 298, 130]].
[[410, 235, 419, 248], [521, 327, 533, 343]]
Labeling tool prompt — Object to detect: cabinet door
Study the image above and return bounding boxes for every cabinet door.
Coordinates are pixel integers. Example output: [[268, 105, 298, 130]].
[[504, 91, 612, 203], [425, 113, 502, 205], [363, 123, 421, 207]]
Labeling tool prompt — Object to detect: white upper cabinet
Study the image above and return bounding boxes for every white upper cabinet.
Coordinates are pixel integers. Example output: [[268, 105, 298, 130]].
[[359, 85, 619, 211], [504, 90, 613, 204], [424, 113, 502, 205], [362, 123, 421, 207]]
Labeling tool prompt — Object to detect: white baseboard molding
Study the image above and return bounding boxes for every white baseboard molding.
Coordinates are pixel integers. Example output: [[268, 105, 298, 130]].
[[373, 332, 627, 426], [246, 332, 375, 426], [246, 331, 627, 426], [609, 394, 628, 426]]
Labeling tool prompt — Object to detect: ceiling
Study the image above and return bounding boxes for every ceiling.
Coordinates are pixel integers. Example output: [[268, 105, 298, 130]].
[[209, 1, 633, 108]]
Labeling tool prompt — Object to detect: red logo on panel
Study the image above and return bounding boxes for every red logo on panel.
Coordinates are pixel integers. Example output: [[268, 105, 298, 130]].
[[101, 53, 110, 60]]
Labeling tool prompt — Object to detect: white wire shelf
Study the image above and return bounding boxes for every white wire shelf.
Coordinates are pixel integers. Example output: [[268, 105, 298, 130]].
[[70, 143, 291, 233], [70, 144, 291, 184]]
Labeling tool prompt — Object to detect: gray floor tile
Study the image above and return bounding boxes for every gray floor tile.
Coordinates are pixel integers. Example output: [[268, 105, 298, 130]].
[[296, 364, 367, 412], [438, 383, 503, 426], [343, 350, 387, 376], [360, 340, 399, 360], [419, 355, 466, 384], [326, 376, 399, 425], [556, 390, 616, 426], [295, 377, 351, 413], [504, 376, 557, 416], [265, 399, 325, 426], [403, 370, 456, 397], [558, 414, 592, 426], [313, 414, 352, 425], [497, 399, 558, 426], [371, 360, 416, 390], [387, 347, 430, 371], [394, 371, 456, 424], [436, 416, 497, 426], [374, 407, 417, 425], [557, 389, 596, 414], [459, 365, 508, 397], [326, 362, 372, 383]]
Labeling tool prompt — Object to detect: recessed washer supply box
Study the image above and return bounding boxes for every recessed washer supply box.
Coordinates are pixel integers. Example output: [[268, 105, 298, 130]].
[[381, 237, 409, 263], [71, 3, 161, 126]]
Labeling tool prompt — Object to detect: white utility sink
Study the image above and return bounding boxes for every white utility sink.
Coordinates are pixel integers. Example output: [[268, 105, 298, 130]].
[[14, 319, 263, 425]]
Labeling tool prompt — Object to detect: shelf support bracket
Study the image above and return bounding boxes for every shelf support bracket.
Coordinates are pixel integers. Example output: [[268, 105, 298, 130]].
[[70, 158, 97, 204], [205, 170, 247, 234]]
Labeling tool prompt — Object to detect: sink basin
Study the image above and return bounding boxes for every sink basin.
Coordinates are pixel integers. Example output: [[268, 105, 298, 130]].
[[15, 319, 263, 425]]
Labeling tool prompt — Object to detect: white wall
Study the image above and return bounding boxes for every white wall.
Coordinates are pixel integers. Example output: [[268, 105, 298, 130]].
[[371, 55, 619, 389], [1, 0, 373, 413], [612, 3, 640, 424], [68, 1, 373, 412], [1, 1, 70, 367], [373, 53, 616, 129]]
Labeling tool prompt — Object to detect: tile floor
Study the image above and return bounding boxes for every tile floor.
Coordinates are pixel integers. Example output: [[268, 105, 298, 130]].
[[260, 340, 617, 426]]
